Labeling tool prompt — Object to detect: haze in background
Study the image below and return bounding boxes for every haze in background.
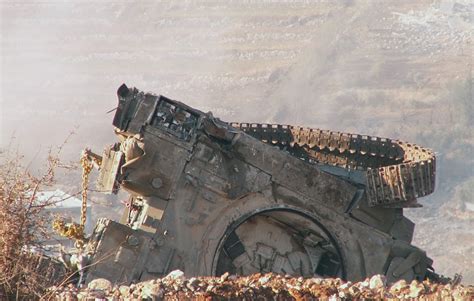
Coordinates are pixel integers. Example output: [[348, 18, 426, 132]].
[[1, 0, 472, 282]]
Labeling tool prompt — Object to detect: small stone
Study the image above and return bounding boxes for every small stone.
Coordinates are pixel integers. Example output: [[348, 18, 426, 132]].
[[369, 275, 386, 289], [408, 281, 424, 298], [389, 279, 408, 293], [87, 278, 112, 292], [186, 277, 200, 291], [141, 282, 161, 298], [359, 279, 370, 288], [259, 275, 271, 285], [165, 270, 185, 281], [349, 285, 360, 296], [311, 278, 323, 285], [339, 282, 352, 290], [76, 291, 87, 300], [220, 272, 229, 282], [228, 275, 238, 281], [119, 285, 130, 297]]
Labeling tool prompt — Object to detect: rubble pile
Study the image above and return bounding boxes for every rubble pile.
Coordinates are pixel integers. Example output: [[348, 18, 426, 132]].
[[49, 271, 473, 300]]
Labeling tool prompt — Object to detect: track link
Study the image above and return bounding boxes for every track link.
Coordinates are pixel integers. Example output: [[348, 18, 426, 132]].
[[230, 123, 435, 207]]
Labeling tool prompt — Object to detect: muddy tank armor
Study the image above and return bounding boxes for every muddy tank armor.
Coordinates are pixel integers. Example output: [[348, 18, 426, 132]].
[[84, 84, 439, 285]]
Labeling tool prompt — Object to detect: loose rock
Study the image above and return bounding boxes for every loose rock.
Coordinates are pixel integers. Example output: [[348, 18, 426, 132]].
[[87, 278, 112, 292], [50, 273, 474, 300], [369, 274, 386, 289]]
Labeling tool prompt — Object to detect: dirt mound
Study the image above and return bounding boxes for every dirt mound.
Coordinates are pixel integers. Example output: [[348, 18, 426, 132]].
[[49, 271, 473, 300]]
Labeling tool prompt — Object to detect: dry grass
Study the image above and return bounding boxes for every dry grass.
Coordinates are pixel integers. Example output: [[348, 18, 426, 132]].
[[0, 146, 71, 300]]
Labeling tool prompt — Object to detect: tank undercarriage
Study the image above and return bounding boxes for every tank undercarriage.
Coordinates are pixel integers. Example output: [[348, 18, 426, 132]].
[[82, 84, 439, 285]]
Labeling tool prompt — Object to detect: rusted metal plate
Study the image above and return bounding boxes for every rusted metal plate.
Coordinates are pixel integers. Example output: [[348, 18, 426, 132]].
[[97, 149, 123, 194]]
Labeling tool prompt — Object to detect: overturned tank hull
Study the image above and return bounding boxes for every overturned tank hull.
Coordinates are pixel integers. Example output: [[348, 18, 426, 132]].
[[84, 84, 438, 285]]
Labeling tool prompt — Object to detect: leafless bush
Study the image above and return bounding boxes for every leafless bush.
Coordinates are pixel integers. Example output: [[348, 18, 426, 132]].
[[0, 147, 71, 300]]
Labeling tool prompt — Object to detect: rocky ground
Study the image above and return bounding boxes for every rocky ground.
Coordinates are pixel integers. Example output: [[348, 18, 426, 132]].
[[49, 270, 473, 300]]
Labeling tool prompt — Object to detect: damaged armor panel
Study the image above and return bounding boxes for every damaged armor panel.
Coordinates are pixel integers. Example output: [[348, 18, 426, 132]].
[[96, 147, 123, 194], [85, 84, 439, 285]]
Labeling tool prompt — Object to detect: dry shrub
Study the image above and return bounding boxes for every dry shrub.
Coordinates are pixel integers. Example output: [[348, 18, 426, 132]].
[[0, 148, 69, 300]]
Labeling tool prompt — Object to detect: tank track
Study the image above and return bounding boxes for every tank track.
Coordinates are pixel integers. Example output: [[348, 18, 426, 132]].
[[229, 123, 435, 207]]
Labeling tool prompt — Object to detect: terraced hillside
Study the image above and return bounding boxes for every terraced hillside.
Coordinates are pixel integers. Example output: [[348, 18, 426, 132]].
[[1, 0, 472, 282]]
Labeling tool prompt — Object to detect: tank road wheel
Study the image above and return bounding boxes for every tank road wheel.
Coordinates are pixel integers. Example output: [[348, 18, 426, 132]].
[[214, 209, 344, 278]]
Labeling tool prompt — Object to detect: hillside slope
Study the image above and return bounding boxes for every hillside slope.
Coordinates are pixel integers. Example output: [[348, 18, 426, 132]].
[[1, 0, 472, 282]]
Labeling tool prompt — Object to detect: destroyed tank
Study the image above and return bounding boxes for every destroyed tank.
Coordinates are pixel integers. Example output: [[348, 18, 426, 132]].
[[83, 84, 439, 285]]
